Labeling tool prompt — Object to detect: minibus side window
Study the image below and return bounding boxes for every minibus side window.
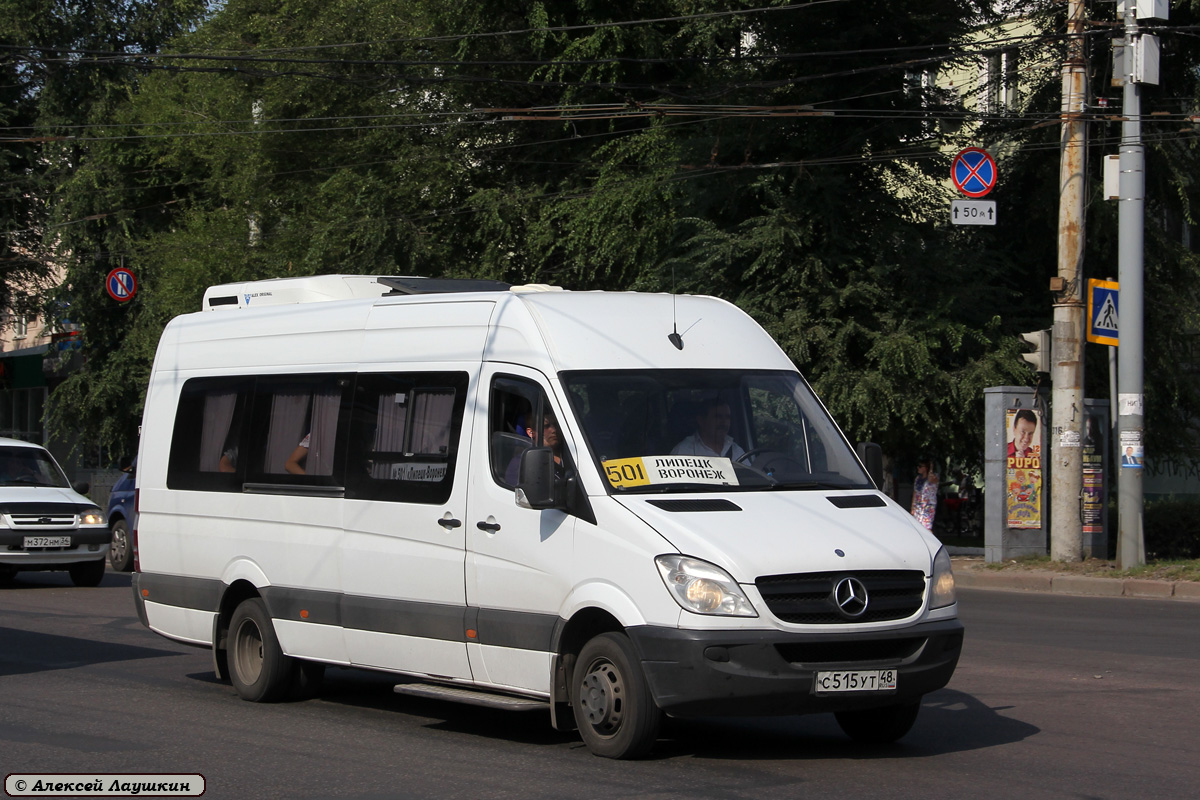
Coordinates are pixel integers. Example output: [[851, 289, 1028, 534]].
[[345, 372, 468, 504], [243, 375, 352, 485], [167, 377, 253, 492]]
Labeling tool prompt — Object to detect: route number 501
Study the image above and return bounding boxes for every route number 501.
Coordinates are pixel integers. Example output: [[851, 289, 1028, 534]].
[[604, 457, 650, 488]]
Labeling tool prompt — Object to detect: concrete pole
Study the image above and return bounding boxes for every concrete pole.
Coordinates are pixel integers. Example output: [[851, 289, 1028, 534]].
[[1117, 1, 1146, 568], [1050, 0, 1087, 562]]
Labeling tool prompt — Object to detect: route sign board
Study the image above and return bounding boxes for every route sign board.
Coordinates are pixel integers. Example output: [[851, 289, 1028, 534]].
[[106, 267, 138, 302], [951, 199, 996, 225], [1088, 278, 1119, 346], [952, 147, 998, 198]]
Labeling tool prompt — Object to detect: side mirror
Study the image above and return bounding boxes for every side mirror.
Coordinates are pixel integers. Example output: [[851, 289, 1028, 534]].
[[855, 442, 884, 489], [516, 447, 560, 509], [73, 481, 91, 496]]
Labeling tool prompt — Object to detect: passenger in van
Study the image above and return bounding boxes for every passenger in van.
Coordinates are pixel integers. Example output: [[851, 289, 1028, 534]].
[[671, 398, 745, 460], [285, 433, 311, 475], [218, 445, 237, 473], [505, 412, 564, 486]]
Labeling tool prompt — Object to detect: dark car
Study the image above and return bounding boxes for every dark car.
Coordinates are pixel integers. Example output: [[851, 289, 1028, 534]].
[[107, 458, 136, 572]]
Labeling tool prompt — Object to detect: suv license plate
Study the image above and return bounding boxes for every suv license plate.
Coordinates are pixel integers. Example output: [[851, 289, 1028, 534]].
[[23, 536, 71, 548], [814, 669, 897, 694]]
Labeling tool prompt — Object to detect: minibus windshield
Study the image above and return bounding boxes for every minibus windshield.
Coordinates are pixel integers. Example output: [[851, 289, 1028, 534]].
[[561, 370, 872, 494]]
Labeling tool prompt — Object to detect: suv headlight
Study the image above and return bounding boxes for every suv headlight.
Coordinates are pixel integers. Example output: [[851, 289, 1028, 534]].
[[930, 546, 957, 609], [655, 555, 757, 617], [80, 509, 107, 526]]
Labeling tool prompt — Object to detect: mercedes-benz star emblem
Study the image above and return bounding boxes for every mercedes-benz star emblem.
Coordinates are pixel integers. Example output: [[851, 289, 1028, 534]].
[[833, 577, 869, 618]]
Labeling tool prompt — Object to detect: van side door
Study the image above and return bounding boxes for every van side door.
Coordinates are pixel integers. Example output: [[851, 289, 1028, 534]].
[[341, 369, 476, 680]]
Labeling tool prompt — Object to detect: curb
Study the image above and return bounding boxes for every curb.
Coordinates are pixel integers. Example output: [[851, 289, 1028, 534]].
[[954, 566, 1200, 602]]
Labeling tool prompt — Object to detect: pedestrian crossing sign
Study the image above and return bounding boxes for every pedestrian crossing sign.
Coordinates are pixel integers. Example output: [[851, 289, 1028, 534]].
[[1087, 279, 1119, 346]]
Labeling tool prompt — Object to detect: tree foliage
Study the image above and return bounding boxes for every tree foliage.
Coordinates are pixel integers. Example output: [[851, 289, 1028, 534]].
[[12, 0, 1200, 476]]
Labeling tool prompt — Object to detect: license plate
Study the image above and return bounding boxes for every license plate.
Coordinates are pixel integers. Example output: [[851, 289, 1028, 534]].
[[23, 536, 71, 548], [814, 669, 897, 694]]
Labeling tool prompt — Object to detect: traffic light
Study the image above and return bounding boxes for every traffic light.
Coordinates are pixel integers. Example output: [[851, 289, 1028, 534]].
[[1020, 329, 1052, 373]]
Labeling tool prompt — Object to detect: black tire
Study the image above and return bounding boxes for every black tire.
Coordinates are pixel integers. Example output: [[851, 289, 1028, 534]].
[[68, 559, 106, 587], [571, 632, 661, 759], [0, 564, 17, 583], [108, 518, 134, 572], [835, 701, 922, 744], [227, 597, 296, 702]]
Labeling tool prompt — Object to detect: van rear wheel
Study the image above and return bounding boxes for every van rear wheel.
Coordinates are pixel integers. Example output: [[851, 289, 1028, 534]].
[[835, 701, 921, 744], [571, 632, 660, 759], [228, 597, 296, 702], [68, 559, 105, 587]]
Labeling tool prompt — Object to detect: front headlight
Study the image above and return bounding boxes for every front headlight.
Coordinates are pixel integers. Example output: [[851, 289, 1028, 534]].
[[80, 510, 107, 526], [655, 555, 757, 617], [930, 546, 957, 609]]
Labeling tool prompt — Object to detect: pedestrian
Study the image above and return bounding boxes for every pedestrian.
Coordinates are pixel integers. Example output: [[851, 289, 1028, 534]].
[[910, 457, 939, 531]]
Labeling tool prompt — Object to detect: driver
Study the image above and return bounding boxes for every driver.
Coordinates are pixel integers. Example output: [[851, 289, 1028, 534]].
[[671, 398, 745, 460]]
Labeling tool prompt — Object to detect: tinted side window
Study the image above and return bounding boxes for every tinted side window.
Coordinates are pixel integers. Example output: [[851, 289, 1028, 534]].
[[167, 377, 253, 491], [345, 372, 468, 504], [243, 375, 352, 485]]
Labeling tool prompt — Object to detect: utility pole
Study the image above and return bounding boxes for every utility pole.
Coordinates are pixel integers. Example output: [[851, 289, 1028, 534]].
[[1051, 0, 1087, 562], [1116, 0, 1164, 568]]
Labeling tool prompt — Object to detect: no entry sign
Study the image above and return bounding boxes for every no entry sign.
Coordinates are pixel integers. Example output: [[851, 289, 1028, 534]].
[[952, 148, 997, 198]]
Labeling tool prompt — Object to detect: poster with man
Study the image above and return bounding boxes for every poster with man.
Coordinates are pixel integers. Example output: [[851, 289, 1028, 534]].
[[1005, 408, 1042, 529]]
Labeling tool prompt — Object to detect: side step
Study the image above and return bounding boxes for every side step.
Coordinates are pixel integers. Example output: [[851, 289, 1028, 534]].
[[394, 683, 549, 712]]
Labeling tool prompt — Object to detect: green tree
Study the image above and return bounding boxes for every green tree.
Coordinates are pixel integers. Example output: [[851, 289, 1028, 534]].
[[41, 0, 1109, 477], [1, 0, 205, 454]]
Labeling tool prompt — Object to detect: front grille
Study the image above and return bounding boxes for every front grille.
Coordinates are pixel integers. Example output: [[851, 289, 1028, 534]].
[[775, 637, 925, 665], [7, 513, 78, 528], [755, 570, 926, 624]]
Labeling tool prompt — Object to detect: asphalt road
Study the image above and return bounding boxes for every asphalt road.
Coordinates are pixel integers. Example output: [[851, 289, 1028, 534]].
[[2, 572, 1198, 800]]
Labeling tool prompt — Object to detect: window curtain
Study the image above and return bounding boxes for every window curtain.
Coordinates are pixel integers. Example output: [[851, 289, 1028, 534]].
[[306, 388, 341, 476], [373, 393, 408, 452], [409, 390, 454, 455], [199, 391, 237, 472], [265, 389, 309, 474]]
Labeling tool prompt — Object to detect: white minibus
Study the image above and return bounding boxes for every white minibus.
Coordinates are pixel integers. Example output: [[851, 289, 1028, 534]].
[[132, 275, 962, 758]]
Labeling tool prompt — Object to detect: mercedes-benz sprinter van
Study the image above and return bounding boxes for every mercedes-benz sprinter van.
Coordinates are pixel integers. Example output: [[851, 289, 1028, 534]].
[[132, 275, 962, 758]]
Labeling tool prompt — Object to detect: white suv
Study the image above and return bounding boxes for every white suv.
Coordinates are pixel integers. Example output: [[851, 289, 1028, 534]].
[[0, 438, 109, 586]]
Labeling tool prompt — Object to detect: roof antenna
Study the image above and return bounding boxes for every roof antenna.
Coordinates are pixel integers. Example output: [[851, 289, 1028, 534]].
[[668, 265, 684, 350]]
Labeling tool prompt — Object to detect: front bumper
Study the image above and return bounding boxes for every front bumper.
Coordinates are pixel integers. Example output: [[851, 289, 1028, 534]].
[[627, 617, 963, 718], [0, 528, 110, 567]]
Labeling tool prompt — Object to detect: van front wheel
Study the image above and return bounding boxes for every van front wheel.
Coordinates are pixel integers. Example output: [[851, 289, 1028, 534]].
[[228, 598, 295, 702], [571, 633, 660, 759]]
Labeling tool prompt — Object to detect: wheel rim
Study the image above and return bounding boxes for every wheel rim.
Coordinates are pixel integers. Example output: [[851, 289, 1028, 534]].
[[110, 525, 127, 564], [232, 617, 264, 685], [578, 658, 625, 737]]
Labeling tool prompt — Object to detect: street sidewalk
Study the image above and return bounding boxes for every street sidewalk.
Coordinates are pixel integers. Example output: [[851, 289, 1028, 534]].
[[951, 556, 1200, 602]]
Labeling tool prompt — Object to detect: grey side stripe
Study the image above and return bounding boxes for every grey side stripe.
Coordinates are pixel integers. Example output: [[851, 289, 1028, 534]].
[[140, 572, 558, 651], [137, 573, 224, 611]]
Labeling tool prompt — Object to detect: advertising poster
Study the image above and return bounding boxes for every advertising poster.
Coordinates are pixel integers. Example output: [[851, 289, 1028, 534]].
[[1119, 430, 1144, 469], [1006, 408, 1042, 529], [1082, 413, 1105, 534]]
